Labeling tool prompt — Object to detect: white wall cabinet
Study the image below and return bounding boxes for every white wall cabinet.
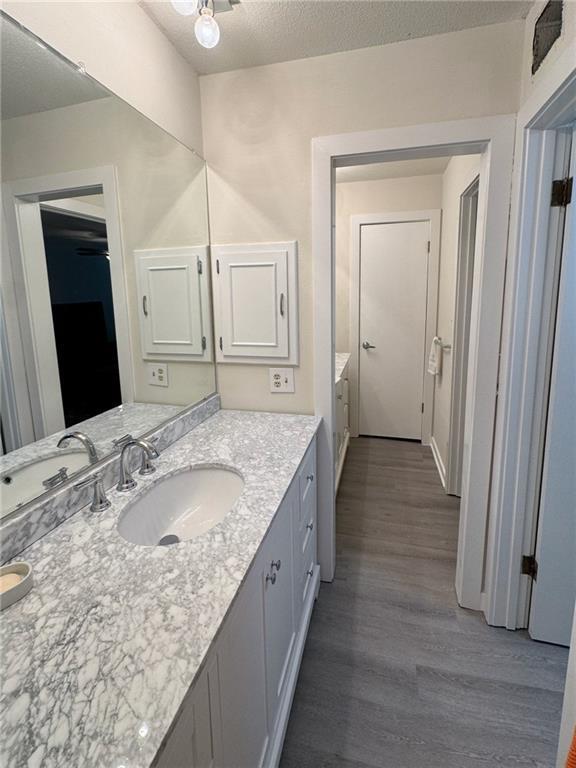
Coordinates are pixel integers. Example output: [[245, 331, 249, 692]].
[[211, 242, 299, 365], [135, 247, 213, 362], [154, 436, 318, 768]]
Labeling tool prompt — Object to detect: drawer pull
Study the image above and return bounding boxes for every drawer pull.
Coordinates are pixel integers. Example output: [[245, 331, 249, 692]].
[[307, 568, 314, 578], [306, 522, 314, 531], [271, 559, 281, 572], [306, 474, 314, 482], [266, 572, 277, 586]]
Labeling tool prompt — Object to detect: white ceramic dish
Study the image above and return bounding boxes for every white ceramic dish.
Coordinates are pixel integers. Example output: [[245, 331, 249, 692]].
[[0, 561, 33, 610]]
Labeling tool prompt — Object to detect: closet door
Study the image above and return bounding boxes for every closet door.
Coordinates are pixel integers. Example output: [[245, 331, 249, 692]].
[[212, 242, 299, 364], [136, 247, 208, 359]]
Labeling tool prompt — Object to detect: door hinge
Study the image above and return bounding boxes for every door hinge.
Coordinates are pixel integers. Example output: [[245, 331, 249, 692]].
[[551, 177, 573, 207], [197, 259, 203, 275], [201, 336, 206, 351], [216, 258, 220, 274], [427, 240, 431, 254], [421, 402, 424, 413], [219, 336, 223, 351], [521, 554, 538, 580]]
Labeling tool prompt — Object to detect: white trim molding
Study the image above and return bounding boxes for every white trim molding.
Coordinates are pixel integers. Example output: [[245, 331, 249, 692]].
[[430, 436, 447, 489], [348, 209, 441, 446], [312, 115, 516, 614]]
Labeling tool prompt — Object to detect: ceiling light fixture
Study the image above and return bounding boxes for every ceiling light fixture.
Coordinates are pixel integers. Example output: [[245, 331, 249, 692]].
[[170, 0, 197, 16], [194, 0, 220, 49]]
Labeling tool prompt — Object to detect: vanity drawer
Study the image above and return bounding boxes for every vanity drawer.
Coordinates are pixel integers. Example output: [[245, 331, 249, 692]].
[[298, 441, 316, 521], [297, 521, 317, 609]]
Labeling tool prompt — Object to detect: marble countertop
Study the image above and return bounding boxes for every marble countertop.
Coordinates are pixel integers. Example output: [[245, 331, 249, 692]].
[[0, 409, 320, 768], [335, 352, 351, 383]]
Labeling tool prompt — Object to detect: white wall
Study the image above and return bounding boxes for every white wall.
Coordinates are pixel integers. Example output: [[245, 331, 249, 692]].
[[3, 1, 203, 153], [335, 174, 443, 352], [201, 21, 524, 413], [2, 97, 214, 407], [431, 155, 481, 472]]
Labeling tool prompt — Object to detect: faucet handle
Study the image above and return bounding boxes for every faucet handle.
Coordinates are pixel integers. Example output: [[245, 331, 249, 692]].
[[74, 473, 111, 513], [112, 434, 133, 450]]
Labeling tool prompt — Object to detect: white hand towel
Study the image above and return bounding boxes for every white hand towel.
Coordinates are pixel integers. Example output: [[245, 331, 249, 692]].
[[428, 337, 442, 376]]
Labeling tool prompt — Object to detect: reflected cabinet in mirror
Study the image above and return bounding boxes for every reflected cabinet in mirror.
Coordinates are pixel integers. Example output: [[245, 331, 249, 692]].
[[0, 14, 216, 519]]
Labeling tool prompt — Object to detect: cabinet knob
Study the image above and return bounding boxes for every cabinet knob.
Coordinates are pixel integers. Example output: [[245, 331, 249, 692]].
[[271, 559, 281, 572], [307, 474, 314, 482], [306, 522, 314, 531], [307, 568, 314, 578], [265, 572, 277, 586]]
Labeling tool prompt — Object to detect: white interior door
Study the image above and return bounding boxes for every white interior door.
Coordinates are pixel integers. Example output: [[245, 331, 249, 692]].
[[358, 220, 429, 439], [529, 130, 576, 647]]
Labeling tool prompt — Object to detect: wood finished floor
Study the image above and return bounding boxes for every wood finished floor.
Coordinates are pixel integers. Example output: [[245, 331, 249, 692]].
[[280, 437, 568, 768]]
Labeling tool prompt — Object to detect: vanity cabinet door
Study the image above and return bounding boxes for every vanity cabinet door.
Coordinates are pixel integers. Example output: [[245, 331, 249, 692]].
[[135, 247, 212, 360], [262, 490, 296, 734], [155, 656, 221, 768], [218, 564, 269, 768]]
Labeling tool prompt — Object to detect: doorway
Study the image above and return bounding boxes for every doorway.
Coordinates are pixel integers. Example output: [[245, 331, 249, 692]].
[[39, 202, 122, 426], [312, 115, 515, 613], [2, 166, 133, 446]]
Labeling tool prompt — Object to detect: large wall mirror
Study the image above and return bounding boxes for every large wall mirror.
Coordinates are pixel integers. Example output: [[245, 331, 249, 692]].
[[0, 13, 216, 519]]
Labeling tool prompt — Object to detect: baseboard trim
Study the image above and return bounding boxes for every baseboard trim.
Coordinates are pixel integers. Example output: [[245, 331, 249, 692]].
[[430, 436, 447, 489], [266, 565, 320, 768]]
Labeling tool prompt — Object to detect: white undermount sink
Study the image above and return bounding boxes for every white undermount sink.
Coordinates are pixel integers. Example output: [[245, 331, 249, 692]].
[[117, 466, 244, 546]]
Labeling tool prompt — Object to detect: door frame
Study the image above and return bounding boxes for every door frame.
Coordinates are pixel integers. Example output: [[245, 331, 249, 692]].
[[484, 46, 576, 631], [312, 114, 516, 614], [349, 210, 441, 445], [2, 166, 134, 441], [446, 178, 479, 496]]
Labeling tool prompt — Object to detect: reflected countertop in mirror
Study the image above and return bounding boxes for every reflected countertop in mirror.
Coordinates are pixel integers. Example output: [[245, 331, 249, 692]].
[[0, 403, 181, 520]]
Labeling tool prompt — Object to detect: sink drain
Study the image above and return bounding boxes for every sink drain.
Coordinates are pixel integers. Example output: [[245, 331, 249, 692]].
[[158, 534, 180, 546]]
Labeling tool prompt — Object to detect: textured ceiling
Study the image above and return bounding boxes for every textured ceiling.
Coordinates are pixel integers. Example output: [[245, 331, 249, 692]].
[[142, 0, 533, 76], [336, 156, 451, 183], [1, 16, 109, 120]]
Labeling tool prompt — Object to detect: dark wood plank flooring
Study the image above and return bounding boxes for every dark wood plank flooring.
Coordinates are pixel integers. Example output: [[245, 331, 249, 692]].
[[280, 437, 568, 768]]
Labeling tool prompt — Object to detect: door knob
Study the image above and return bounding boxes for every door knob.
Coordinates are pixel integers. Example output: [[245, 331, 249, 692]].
[[362, 341, 376, 350]]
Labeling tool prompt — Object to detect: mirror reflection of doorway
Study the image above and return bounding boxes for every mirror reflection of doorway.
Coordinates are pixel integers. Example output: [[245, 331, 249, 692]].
[[39, 201, 121, 426]]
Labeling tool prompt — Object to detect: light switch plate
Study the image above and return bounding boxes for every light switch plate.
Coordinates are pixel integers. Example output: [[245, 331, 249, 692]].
[[269, 367, 295, 393], [147, 363, 169, 387]]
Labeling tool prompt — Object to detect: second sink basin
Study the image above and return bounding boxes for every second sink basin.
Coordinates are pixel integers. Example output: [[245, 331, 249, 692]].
[[117, 466, 244, 546]]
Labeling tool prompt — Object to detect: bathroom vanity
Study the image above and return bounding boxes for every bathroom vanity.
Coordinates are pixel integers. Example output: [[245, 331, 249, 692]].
[[0, 407, 320, 768]]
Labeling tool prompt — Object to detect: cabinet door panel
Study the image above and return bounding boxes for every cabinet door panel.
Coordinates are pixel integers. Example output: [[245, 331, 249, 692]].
[[136, 248, 207, 358], [218, 566, 269, 768], [155, 664, 217, 768], [220, 251, 288, 358], [263, 492, 296, 731]]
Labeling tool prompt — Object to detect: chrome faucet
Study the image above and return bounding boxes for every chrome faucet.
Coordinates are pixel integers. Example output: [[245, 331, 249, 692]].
[[117, 438, 159, 492], [57, 431, 99, 464], [74, 472, 110, 513]]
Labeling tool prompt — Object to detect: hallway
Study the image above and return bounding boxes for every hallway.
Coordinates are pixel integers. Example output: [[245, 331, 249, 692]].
[[280, 437, 568, 768]]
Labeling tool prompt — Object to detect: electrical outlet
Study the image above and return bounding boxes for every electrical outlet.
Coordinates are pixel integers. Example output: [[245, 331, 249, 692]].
[[147, 363, 169, 387], [269, 368, 295, 393]]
